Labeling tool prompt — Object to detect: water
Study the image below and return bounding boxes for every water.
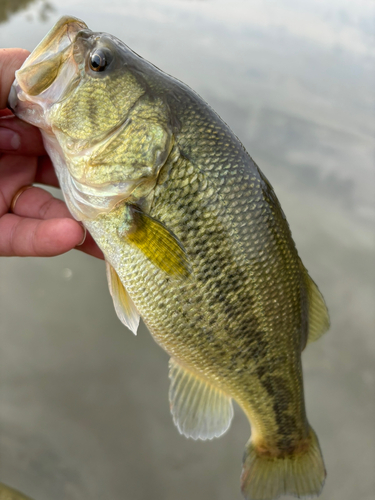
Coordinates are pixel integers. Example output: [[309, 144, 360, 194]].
[[0, 1, 374, 499]]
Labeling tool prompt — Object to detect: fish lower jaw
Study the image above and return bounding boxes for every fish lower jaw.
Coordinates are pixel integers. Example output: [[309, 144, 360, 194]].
[[9, 84, 52, 131]]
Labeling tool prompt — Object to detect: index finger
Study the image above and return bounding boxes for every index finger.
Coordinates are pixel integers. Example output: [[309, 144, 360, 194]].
[[0, 48, 30, 109]]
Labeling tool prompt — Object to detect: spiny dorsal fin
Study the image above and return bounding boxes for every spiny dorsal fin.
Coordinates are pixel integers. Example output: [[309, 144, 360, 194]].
[[120, 205, 192, 280], [106, 261, 140, 335], [168, 358, 233, 440], [305, 272, 330, 345]]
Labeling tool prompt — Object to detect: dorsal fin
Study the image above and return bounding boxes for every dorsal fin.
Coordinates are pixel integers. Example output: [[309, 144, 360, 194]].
[[106, 261, 140, 335], [305, 272, 330, 345], [168, 358, 233, 440]]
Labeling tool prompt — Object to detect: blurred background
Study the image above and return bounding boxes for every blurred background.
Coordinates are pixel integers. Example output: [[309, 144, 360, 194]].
[[0, 1, 374, 499]]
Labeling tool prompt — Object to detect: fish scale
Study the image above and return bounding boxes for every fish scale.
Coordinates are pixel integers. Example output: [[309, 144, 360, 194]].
[[10, 16, 330, 500], [90, 132, 307, 444], [82, 90, 310, 483]]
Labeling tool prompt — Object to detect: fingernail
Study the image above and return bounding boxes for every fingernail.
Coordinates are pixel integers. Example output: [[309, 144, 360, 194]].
[[77, 225, 87, 247], [0, 128, 20, 151]]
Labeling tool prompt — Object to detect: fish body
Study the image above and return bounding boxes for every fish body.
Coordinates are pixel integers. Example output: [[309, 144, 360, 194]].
[[9, 17, 330, 500]]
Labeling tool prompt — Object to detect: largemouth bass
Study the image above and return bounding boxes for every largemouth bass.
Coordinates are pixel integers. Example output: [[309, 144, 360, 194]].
[[9, 16, 330, 500]]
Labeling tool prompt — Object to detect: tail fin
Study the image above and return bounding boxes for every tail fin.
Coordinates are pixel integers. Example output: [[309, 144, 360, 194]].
[[240, 426, 326, 500]]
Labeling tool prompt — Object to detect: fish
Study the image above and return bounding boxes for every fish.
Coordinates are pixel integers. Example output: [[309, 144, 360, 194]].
[[0, 483, 34, 500], [9, 16, 330, 500]]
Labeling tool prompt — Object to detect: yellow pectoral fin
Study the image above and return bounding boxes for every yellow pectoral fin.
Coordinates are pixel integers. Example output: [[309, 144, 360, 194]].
[[121, 205, 192, 280], [106, 261, 140, 335]]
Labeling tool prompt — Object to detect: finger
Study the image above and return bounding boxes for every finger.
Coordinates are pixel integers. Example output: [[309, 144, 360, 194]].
[[11, 185, 71, 220], [0, 114, 46, 155], [0, 214, 84, 257], [0, 120, 60, 188], [11, 185, 104, 260], [0, 154, 37, 215], [0, 109, 13, 117], [35, 155, 60, 187], [0, 48, 30, 109]]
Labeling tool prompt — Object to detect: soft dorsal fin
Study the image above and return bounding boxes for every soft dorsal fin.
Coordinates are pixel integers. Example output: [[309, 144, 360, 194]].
[[106, 261, 140, 335], [168, 358, 233, 440], [119, 205, 192, 280], [305, 272, 330, 345]]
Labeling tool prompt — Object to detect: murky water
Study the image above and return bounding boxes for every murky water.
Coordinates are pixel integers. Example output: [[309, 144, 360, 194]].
[[0, 1, 374, 499]]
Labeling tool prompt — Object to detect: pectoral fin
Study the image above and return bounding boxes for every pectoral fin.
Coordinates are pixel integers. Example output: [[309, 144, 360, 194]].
[[119, 205, 192, 280], [168, 358, 233, 440], [106, 261, 140, 335]]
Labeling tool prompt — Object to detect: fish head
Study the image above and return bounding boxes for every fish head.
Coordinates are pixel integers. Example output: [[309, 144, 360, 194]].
[[9, 16, 173, 219]]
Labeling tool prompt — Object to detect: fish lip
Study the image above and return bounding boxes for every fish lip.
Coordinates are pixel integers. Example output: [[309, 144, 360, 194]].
[[26, 16, 88, 67], [9, 17, 90, 127], [12, 17, 89, 99]]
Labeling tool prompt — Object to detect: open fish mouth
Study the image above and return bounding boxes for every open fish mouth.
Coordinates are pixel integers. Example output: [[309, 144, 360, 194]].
[[8, 16, 88, 126], [15, 16, 87, 95]]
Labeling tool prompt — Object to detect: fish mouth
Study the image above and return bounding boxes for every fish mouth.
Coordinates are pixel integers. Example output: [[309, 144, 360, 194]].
[[16, 16, 88, 96], [26, 16, 88, 64], [8, 16, 89, 125]]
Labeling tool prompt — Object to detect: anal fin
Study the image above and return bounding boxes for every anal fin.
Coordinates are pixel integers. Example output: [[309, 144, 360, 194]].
[[168, 358, 233, 440], [106, 261, 140, 335]]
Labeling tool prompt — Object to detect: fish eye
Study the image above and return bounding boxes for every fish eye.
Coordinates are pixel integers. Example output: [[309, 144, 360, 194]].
[[89, 49, 112, 72]]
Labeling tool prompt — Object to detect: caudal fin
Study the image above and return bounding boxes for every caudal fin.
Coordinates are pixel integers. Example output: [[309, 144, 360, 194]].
[[240, 426, 326, 500]]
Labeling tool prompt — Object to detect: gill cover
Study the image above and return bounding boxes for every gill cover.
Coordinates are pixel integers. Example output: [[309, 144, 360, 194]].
[[10, 16, 175, 221]]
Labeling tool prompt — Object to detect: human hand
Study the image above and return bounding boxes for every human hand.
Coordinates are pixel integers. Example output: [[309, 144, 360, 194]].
[[0, 48, 103, 258]]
